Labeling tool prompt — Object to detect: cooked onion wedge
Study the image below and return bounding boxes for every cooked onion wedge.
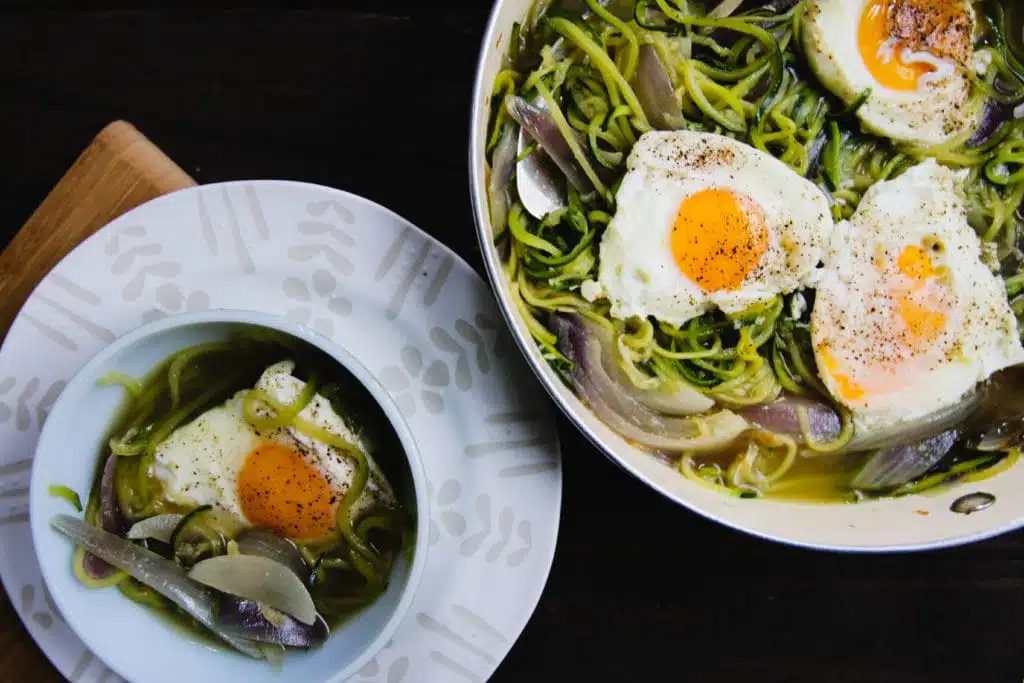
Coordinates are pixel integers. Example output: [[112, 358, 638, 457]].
[[127, 513, 185, 543], [506, 94, 595, 195], [50, 514, 264, 659], [850, 430, 960, 491], [235, 528, 308, 581], [217, 597, 329, 648], [741, 396, 842, 444], [635, 44, 684, 130], [551, 314, 748, 451], [487, 122, 517, 236], [188, 554, 318, 626], [578, 315, 713, 415]]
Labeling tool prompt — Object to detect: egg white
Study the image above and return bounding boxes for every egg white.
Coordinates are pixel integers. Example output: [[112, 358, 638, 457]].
[[586, 130, 833, 326], [811, 159, 1024, 433], [801, 0, 982, 147], [152, 361, 395, 531]]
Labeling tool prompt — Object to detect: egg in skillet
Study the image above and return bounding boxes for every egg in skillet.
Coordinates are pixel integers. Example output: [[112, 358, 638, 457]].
[[811, 158, 1024, 433], [152, 360, 395, 540], [802, 0, 983, 147], [582, 130, 833, 327]]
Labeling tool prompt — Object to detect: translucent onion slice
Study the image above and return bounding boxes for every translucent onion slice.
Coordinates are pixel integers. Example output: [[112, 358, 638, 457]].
[[235, 528, 308, 581], [126, 513, 185, 543], [635, 45, 684, 130], [578, 315, 713, 415], [551, 314, 748, 451], [487, 123, 517, 237], [741, 397, 842, 443], [506, 94, 594, 194], [188, 554, 318, 626], [50, 514, 263, 659], [849, 429, 960, 491]]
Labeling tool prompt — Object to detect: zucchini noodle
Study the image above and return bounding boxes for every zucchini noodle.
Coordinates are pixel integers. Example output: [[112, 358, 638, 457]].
[[489, 0, 1024, 500], [76, 332, 412, 630]]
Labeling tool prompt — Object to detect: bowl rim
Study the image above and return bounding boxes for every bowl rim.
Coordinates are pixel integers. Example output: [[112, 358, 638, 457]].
[[466, 0, 1024, 554], [29, 307, 430, 683]]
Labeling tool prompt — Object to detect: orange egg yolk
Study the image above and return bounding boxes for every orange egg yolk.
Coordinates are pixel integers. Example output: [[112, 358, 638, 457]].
[[857, 0, 971, 92], [893, 244, 948, 346], [238, 442, 336, 540], [670, 187, 768, 292], [819, 347, 866, 402], [858, 0, 933, 91], [819, 244, 950, 403]]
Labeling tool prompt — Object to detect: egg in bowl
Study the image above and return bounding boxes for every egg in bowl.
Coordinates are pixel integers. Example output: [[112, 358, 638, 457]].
[[31, 310, 428, 682]]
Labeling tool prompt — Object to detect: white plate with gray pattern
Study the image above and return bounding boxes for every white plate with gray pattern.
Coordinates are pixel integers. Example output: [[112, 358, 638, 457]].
[[0, 181, 562, 683]]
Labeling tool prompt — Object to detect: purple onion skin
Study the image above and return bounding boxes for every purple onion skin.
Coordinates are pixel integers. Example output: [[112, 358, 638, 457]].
[[740, 397, 842, 444], [83, 455, 126, 580], [635, 45, 684, 131], [100, 454, 126, 534], [217, 596, 329, 648], [965, 101, 1014, 148], [506, 95, 594, 194], [549, 313, 749, 452], [850, 429, 960, 491]]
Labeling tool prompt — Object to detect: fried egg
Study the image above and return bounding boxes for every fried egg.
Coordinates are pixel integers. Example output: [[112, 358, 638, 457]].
[[802, 0, 982, 146], [584, 130, 833, 326], [152, 361, 395, 540], [811, 159, 1024, 433]]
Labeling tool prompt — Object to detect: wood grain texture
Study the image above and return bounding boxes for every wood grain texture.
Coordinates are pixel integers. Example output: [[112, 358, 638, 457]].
[[0, 119, 193, 682], [2, 4, 1024, 683], [0, 120, 194, 338]]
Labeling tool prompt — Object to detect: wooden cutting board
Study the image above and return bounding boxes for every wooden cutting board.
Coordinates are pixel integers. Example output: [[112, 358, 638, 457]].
[[0, 121, 196, 338], [0, 120, 196, 681]]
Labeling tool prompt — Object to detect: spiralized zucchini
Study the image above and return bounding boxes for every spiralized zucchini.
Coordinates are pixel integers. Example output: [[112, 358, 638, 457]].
[[488, 0, 1024, 499], [78, 332, 411, 626]]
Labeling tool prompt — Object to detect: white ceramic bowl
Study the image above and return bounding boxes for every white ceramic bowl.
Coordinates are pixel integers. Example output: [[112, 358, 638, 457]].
[[29, 309, 429, 683], [468, 0, 1024, 551]]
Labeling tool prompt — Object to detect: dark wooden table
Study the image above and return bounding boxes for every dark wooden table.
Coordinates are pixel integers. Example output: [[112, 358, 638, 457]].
[[2, 3, 1024, 682]]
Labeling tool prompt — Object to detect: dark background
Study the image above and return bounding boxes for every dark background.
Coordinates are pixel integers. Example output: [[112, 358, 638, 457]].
[[1, 3, 1023, 682]]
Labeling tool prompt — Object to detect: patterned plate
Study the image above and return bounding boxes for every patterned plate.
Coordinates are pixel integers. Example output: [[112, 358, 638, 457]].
[[0, 181, 562, 682]]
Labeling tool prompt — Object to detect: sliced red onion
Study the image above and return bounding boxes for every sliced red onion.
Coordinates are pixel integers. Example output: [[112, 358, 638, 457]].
[[100, 455, 125, 534], [127, 513, 185, 543], [81, 455, 127, 580], [965, 101, 1014, 148], [235, 528, 308, 581], [488, 123, 517, 236], [844, 392, 982, 454], [551, 314, 748, 451], [506, 94, 594, 194], [188, 554, 318, 626], [578, 316, 713, 415], [849, 429, 959, 491], [81, 549, 120, 581], [50, 514, 264, 659], [744, 389, 982, 455], [217, 597, 329, 648], [635, 45, 684, 131], [740, 396, 842, 444]]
